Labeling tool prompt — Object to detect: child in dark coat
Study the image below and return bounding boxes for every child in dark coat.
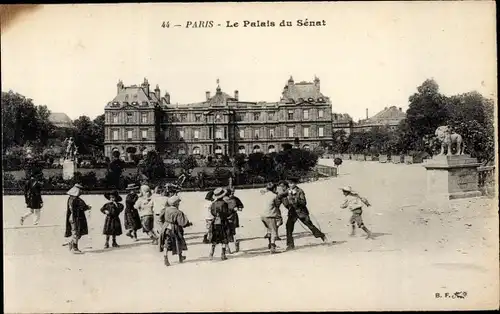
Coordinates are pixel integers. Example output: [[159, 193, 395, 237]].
[[159, 195, 193, 266], [100, 190, 124, 248]]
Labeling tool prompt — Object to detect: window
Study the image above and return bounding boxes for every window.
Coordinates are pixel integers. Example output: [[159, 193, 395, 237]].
[[318, 109, 324, 118], [195, 114, 202, 122], [238, 146, 246, 154], [288, 127, 294, 138], [178, 148, 186, 155], [208, 127, 213, 139], [224, 127, 227, 139], [318, 126, 324, 137], [193, 146, 201, 155], [127, 112, 134, 123], [180, 113, 187, 122], [236, 112, 244, 121], [253, 145, 261, 153], [215, 114, 222, 122], [254, 129, 259, 139], [112, 113, 118, 123], [164, 130, 169, 140], [215, 128, 223, 140], [179, 130, 184, 139], [253, 112, 260, 121], [127, 130, 133, 140], [303, 109, 309, 120], [215, 146, 223, 154], [112, 130, 119, 140], [269, 128, 275, 138], [141, 112, 148, 123], [268, 145, 276, 153], [141, 129, 148, 140], [303, 127, 309, 138], [268, 111, 275, 120], [239, 129, 245, 139], [288, 110, 294, 120], [194, 129, 200, 139]]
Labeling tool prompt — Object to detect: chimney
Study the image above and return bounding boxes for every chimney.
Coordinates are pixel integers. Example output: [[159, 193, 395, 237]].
[[142, 78, 150, 96], [399, 107, 402, 111], [165, 92, 170, 104], [234, 90, 239, 101], [206, 91, 211, 101], [154, 84, 161, 100], [366, 108, 368, 119], [117, 80, 124, 94]]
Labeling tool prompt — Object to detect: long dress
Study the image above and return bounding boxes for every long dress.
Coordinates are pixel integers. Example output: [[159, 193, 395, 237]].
[[225, 195, 244, 240], [124, 193, 141, 231], [100, 202, 124, 236], [24, 179, 43, 210], [209, 199, 232, 244], [64, 196, 90, 239], [159, 206, 191, 255]]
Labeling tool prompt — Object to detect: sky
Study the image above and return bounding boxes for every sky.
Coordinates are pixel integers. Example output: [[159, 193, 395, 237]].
[[1, 2, 496, 121]]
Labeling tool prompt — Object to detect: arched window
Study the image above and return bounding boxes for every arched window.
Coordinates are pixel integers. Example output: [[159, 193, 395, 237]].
[[215, 145, 223, 154], [268, 145, 276, 153], [238, 146, 246, 154], [253, 145, 261, 153], [178, 148, 186, 155], [303, 144, 311, 151], [192, 146, 201, 155]]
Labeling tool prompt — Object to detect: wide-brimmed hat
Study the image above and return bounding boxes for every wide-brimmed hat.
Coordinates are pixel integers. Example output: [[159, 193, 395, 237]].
[[167, 195, 182, 206], [104, 190, 122, 202], [126, 183, 139, 190], [66, 184, 84, 197], [213, 187, 227, 199], [340, 186, 354, 193]]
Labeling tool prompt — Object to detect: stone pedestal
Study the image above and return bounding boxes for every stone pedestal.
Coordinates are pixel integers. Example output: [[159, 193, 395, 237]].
[[63, 160, 76, 180], [423, 155, 482, 201]]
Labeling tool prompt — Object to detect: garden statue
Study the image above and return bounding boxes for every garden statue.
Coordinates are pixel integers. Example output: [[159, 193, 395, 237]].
[[63, 137, 77, 160], [434, 125, 465, 156]]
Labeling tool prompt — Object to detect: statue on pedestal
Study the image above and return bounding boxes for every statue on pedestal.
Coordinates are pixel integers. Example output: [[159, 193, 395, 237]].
[[434, 125, 465, 156], [64, 137, 77, 161]]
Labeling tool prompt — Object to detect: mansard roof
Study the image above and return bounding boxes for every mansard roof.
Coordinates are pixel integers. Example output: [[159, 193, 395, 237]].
[[49, 112, 73, 128], [281, 77, 329, 103]]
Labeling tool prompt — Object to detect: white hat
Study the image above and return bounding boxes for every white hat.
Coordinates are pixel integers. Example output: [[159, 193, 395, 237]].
[[213, 187, 227, 199], [340, 186, 354, 193]]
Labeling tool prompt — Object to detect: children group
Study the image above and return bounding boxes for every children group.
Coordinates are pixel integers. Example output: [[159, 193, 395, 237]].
[[60, 177, 374, 267]]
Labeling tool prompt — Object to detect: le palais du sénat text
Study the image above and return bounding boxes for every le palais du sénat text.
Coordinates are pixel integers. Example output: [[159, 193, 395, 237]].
[[161, 19, 327, 29]]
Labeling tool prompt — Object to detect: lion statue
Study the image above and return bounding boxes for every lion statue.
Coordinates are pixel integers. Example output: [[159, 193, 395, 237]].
[[434, 125, 465, 156]]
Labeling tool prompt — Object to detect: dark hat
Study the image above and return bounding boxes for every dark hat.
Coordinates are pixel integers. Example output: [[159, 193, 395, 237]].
[[213, 187, 227, 199], [205, 190, 215, 201], [104, 190, 122, 202], [126, 183, 139, 190], [278, 180, 289, 187], [288, 177, 300, 184], [265, 182, 277, 191]]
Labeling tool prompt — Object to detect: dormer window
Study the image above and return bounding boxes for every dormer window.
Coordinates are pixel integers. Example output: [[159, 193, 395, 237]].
[[141, 101, 148, 106], [308, 97, 314, 102], [318, 97, 324, 102], [112, 102, 119, 107], [125, 94, 129, 101], [298, 98, 304, 102], [132, 101, 138, 106]]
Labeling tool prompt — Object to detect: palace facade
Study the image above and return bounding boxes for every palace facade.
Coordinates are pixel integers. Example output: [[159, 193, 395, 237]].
[[104, 76, 333, 161]]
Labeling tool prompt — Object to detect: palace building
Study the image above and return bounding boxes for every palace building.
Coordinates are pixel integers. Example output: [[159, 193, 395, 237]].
[[104, 76, 333, 161]]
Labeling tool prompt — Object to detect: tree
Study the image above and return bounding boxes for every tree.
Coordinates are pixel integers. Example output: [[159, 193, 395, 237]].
[[138, 150, 166, 183], [401, 79, 449, 152], [445, 92, 495, 164], [1, 91, 55, 150], [332, 130, 348, 153], [180, 155, 198, 171]]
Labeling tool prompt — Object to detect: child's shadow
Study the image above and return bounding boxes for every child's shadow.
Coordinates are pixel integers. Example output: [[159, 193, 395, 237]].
[[370, 232, 391, 239], [179, 240, 347, 265], [85, 241, 152, 254]]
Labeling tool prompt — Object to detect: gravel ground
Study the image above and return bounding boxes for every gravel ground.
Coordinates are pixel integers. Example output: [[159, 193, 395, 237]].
[[3, 160, 498, 312]]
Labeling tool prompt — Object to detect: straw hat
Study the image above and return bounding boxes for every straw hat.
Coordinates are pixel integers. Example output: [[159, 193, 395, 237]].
[[66, 184, 84, 197], [126, 183, 139, 190], [104, 190, 123, 202], [340, 186, 354, 193], [213, 187, 227, 200], [167, 195, 182, 206]]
